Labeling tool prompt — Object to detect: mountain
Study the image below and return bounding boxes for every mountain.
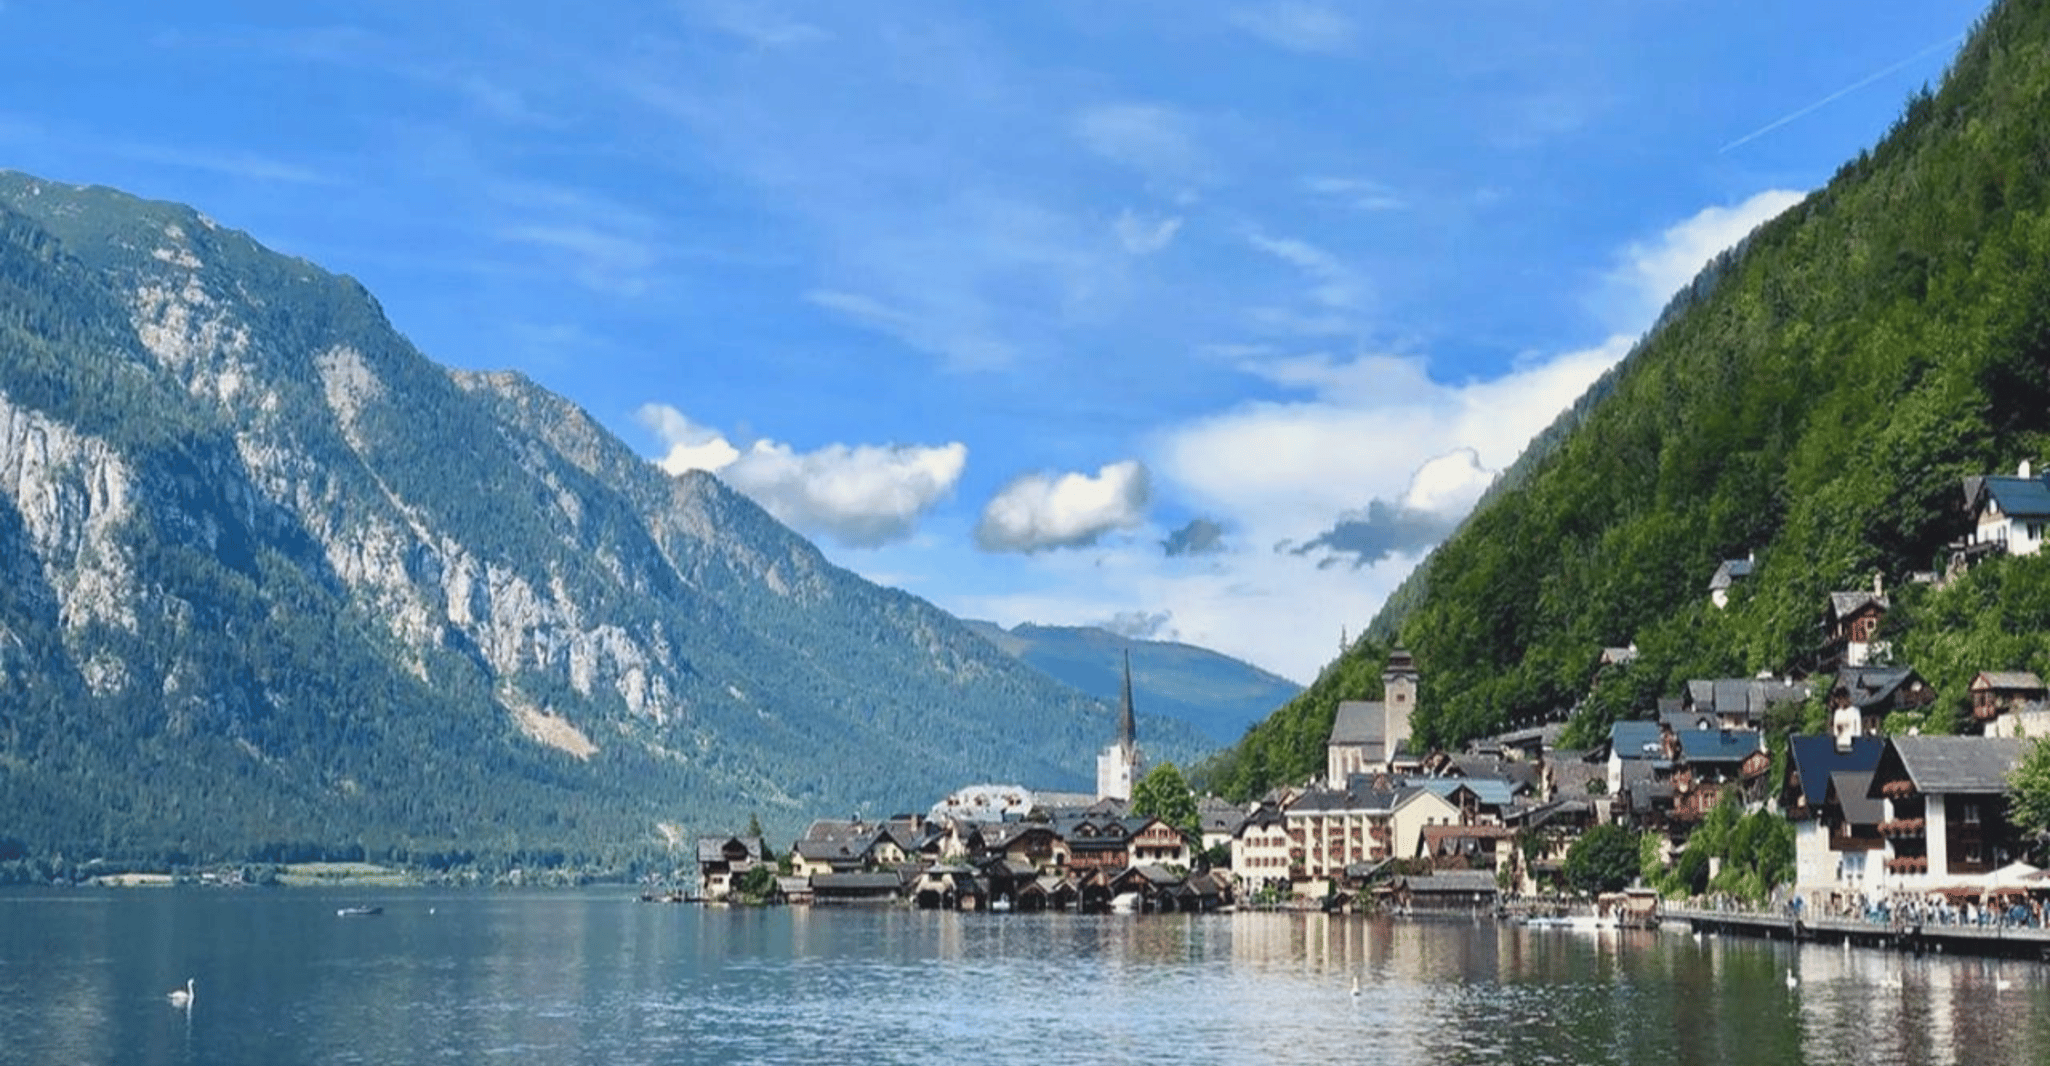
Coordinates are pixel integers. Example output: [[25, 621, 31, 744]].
[[0, 171, 1209, 870], [1205, 0, 2050, 799], [961, 621, 1301, 746]]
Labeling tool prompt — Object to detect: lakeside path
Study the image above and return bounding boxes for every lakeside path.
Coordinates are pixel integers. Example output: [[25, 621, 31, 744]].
[[1666, 904, 2050, 961]]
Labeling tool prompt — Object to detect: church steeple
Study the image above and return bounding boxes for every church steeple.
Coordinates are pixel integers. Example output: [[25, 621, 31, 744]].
[[1118, 649, 1137, 751], [1097, 648, 1146, 801]]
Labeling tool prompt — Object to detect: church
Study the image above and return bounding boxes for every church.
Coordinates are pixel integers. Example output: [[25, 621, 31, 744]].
[[1325, 649, 1420, 784], [1096, 652, 1145, 801]]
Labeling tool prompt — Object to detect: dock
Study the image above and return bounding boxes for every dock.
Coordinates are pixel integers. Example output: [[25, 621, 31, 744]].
[[1665, 905, 2050, 961]]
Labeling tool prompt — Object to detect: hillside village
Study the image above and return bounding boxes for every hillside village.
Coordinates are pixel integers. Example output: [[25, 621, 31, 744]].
[[693, 463, 2050, 920]]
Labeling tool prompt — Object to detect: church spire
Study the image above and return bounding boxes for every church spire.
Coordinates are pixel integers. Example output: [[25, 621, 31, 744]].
[[1118, 649, 1137, 751]]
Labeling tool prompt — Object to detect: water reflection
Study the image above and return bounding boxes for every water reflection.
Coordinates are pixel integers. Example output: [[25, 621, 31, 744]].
[[2, 892, 2046, 1065]]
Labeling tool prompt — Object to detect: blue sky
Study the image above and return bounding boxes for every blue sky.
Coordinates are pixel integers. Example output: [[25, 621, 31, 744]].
[[0, 0, 1988, 682]]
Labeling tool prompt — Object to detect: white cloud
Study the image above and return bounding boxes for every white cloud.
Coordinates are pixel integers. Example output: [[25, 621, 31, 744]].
[[636, 404, 966, 547], [1244, 231, 1367, 330], [976, 460, 1152, 553], [1229, 2, 1359, 54], [1075, 103, 1202, 179], [1604, 188, 1805, 329], [1305, 175, 1407, 212], [1114, 209, 1183, 255]]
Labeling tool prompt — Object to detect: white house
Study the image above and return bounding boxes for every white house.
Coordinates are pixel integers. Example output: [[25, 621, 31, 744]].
[[1964, 460, 2050, 557]]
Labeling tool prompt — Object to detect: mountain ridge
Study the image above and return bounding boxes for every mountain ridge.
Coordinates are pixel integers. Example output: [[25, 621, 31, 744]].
[[0, 170, 1209, 867]]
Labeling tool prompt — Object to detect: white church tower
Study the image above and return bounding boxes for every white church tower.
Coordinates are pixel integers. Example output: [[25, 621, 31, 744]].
[[1096, 651, 1145, 801]]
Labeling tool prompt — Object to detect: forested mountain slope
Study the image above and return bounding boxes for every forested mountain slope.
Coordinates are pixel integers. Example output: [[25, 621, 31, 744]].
[[1206, 0, 2050, 797], [0, 172, 1207, 870]]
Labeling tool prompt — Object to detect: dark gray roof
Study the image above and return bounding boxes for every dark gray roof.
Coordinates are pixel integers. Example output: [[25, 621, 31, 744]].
[[1405, 870, 1500, 894], [696, 836, 763, 863], [1709, 558, 1755, 590], [1785, 735, 1885, 806], [1829, 771, 1883, 827], [809, 872, 904, 891], [1889, 736, 2025, 793], [1980, 474, 2050, 519], [1330, 700, 1386, 747], [1290, 783, 1406, 814], [1676, 729, 1762, 764], [1833, 666, 1921, 709], [1829, 590, 1889, 619]]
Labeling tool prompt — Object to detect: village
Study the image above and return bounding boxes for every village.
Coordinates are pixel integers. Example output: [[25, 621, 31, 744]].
[[686, 463, 2050, 933]]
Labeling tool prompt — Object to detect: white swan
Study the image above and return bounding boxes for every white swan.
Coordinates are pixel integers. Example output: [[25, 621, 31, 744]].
[[1350, 975, 1361, 998], [1995, 976, 2014, 992], [1784, 968, 1798, 990], [167, 978, 194, 1008]]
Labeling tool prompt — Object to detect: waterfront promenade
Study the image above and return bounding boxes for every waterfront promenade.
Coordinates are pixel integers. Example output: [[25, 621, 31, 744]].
[[1666, 904, 2050, 961]]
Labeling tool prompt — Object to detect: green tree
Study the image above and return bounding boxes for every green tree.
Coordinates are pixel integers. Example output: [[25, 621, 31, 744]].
[[2009, 737, 2050, 861], [1130, 762, 1200, 841], [1562, 824, 1641, 897]]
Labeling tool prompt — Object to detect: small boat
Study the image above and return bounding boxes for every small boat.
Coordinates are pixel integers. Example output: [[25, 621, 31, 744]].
[[335, 905, 384, 917], [1109, 892, 1142, 914]]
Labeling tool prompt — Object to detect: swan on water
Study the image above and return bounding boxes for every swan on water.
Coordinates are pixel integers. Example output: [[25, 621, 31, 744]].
[[167, 978, 194, 1008], [1784, 968, 1798, 990], [1350, 976, 1361, 998]]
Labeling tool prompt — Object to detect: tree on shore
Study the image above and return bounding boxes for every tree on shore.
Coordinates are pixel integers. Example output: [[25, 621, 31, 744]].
[[2009, 737, 2050, 861], [1131, 762, 1200, 841], [1563, 824, 1641, 897]]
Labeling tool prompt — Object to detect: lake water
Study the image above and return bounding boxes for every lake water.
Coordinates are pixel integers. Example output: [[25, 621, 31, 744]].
[[3, 889, 2048, 1065]]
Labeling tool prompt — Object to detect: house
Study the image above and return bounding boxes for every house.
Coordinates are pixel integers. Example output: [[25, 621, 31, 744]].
[[1126, 817, 1191, 868], [1605, 721, 1668, 796], [1231, 805, 1292, 891], [1819, 577, 1891, 672], [1197, 796, 1251, 858], [955, 822, 1063, 872], [1283, 780, 1458, 887], [1419, 824, 1513, 872], [1397, 869, 1499, 912], [1325, 649, 1420, 782], [1668, 728, 1769, 821], [695, 835, 765, 901], [1778, 735, 1885, 894], [1828, 665, 1936, 739], [1709, 555, 1755, 609], [1054, 811, 1133, 872], [1970, 670, 2050, 737], [1413, 776, 1522, 825], [1682, 676, 1810, 729], [1871, 736, 2027, 889], [1823, 770, 1886, 892], [1961, 461, 2050, 557]]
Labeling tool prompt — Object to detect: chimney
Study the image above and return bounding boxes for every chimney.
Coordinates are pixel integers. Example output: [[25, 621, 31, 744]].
[[1873, 572, 1883, 597], [2022, 459, 2034, 479]]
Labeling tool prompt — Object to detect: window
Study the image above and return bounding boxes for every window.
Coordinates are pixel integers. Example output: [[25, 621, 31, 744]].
[[1961, 802, 1980, 824]]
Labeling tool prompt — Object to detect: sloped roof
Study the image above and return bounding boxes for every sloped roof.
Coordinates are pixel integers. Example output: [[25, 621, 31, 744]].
[[1975, 670, 2046, 691], [1330, 700, 1386, 746], [1785, 735, 1885, 807], [1405, 870, 1500, 894], [1889, 736, 2026, 793], [1981, 474, 2050, 519], [1709, 558, 1755, 590], [696, 836, 763, 863], [1829, 770, 1883, 827], [1829, 590, 1889, 619], [1417, 777, 1518, 808], [1834, 666, 1922, 709], [1290, 783, 1404, 814], [1609, 721, 1664, 761], [1676, 728, 1763, 763]]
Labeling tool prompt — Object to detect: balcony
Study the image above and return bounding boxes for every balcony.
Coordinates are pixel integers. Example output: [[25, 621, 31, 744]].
[[1884, 855, 1928, 875], [1881, 780, 1917, 800], [1878, 818, 1925, 839]]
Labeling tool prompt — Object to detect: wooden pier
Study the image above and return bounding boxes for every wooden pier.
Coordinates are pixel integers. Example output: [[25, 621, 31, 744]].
[[1665, 905, 2050, 961]]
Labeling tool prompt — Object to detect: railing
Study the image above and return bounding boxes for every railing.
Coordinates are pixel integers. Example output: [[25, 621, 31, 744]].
[[1878, 818, 1926, 838], [1885, 855, 1929, 874]]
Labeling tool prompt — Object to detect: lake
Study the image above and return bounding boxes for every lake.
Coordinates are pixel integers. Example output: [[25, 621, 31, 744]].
[[3, 889, 2047, 1065]]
